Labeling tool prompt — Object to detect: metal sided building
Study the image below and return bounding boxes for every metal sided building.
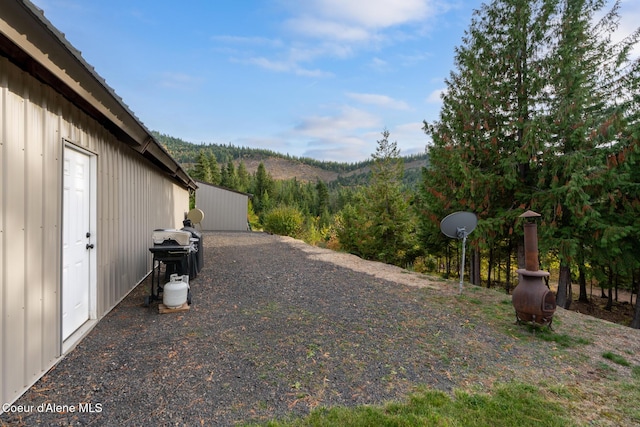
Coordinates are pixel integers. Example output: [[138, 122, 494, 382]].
[[0, 1, 197, 407], [195, 181, 251, 231]]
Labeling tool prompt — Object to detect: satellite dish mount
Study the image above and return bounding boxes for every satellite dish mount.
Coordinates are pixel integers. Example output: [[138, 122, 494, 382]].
[[440, 212, 478, 294]]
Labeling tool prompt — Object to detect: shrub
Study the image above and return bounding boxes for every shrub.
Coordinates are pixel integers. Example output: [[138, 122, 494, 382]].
[[262, 205, 304, 238]]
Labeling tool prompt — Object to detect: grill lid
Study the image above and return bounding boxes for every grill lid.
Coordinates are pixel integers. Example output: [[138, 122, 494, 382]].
[[152, 230, 191, 246]]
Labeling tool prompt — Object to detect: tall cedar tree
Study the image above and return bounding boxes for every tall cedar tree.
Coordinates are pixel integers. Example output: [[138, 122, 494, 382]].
[[422, 0, 638, 305], [421, 0, 555, 289], [534, 0, 640, 308]]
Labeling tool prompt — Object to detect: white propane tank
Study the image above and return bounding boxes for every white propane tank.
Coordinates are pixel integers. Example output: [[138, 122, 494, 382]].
[[163, 274, 189, 308]]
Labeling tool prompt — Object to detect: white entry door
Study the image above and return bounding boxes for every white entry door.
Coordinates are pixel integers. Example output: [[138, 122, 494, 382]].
[[62, 146, 95, 341]]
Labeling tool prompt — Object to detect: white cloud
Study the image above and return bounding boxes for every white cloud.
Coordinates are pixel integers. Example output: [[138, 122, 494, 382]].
[[346, 92, 411, 110], [211, 35, 284, 48], [285, 17, 373, 42], [389, 122, 428, 155], [283, 0, 439, 43], [302, 136, 371, 162], [158, 72, 202, 90], [426, 88, 446, 103], [305, 0, 434, 29], [619, 0, 640, 59], [217, 0, 443, 77], [294, 105, 380, 135], [286, 106, 383, 161], [369, 57, 390, 71], [243, 56, 334, 78]]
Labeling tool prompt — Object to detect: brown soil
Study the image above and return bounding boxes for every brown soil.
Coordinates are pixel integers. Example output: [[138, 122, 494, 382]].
[[566, 288, 636, 327]]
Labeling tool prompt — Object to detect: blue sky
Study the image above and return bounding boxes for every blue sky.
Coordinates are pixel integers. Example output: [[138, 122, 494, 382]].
[[30, 0, 639, 162]]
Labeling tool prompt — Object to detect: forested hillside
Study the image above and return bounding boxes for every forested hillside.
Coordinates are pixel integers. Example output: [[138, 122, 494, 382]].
[[152, 131, 428, 188]]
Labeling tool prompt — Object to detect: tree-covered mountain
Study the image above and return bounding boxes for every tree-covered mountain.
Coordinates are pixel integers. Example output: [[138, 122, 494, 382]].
[[152, 131, 428, 188]]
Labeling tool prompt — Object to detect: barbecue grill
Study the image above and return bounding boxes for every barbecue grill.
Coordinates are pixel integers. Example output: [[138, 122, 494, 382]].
[[144, 229, 195, 307], [181, 220, 203, 279]]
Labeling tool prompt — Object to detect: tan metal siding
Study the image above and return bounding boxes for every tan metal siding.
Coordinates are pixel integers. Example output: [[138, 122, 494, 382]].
[[1, 57, 29, 404], [0, 56, 189, 407], [196, 184, 248, 231]]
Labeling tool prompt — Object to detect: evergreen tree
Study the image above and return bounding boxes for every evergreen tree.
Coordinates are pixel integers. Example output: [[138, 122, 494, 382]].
[[208, 153, 221, 185], [337, 130, 416, 266], [533, 0, 640, 308], [252, 162, 273, 214], [191, 151, 212, 183], [421, 0, 554, 287], [223, 160, 239, 190], [365, 130, 416, 265], [315, 179, 330, 223], [237, 161, 250, 193], [421, 0, 639, 301]]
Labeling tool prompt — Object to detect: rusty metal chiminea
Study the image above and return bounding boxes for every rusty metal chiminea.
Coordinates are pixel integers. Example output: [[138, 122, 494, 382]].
[[512, 210, 557, 327]]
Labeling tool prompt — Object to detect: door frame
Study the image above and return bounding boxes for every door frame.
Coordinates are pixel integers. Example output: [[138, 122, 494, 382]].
[[61, 141, 98, 353]]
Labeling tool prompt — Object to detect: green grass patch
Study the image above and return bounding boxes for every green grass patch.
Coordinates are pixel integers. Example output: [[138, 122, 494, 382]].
[[254, 382, 573, 427], [518, 324, 591, 348], [602, 351, 631, 366]]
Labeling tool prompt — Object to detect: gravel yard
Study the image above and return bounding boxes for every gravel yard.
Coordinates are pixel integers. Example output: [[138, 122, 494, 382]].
[[2, 231, 639, 426]]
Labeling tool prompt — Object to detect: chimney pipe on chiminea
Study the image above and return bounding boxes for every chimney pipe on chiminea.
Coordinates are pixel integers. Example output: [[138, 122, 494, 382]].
[[512, 210, 556, 327], [523, 222, 539, 271]]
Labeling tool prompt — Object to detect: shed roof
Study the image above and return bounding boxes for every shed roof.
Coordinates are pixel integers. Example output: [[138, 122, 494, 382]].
[[195, 180, 253, 198], [0, 0, 197, 190]]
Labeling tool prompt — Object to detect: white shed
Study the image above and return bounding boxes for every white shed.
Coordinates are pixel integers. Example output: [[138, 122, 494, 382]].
[[0, 0, 197, 408], [195, 181, 251, 231]]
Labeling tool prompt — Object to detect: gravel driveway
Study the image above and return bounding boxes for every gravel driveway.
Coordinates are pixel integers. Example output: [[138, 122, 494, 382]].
[[2, 231, 632, 426]]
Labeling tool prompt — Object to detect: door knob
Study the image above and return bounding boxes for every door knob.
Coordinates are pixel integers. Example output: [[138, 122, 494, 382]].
[[86, 243, 95, 250]]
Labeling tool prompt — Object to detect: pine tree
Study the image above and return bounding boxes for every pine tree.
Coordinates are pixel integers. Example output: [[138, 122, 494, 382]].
[[192, 151, 212, 183], [237, 161, 250, 193], [223, 160, 239, 190], [364, 130, 416, 265], [208, 153, 221, 185], [337, 130, 416, 266], [315, 179, 330, 224], [252, 162, 273, 214]]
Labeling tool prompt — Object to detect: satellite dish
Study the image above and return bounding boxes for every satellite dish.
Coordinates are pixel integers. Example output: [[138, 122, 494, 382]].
[[440, 212, 477, 293], [440, 211, 477, 239]]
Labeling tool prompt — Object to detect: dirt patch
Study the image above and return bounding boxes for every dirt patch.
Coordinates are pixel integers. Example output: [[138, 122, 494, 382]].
[[570, 298, 635, 326]]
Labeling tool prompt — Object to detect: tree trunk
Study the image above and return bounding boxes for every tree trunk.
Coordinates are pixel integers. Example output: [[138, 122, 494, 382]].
[[505, 244, 512, 294], [578, 264, 588, 302], [605, 270, 614, 311], [487, 247, 494, 288], [632, 284, 640, 329], [517, 241, 525, 270], [556, 264, 572, 309], [469, 247, 480, 286]]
